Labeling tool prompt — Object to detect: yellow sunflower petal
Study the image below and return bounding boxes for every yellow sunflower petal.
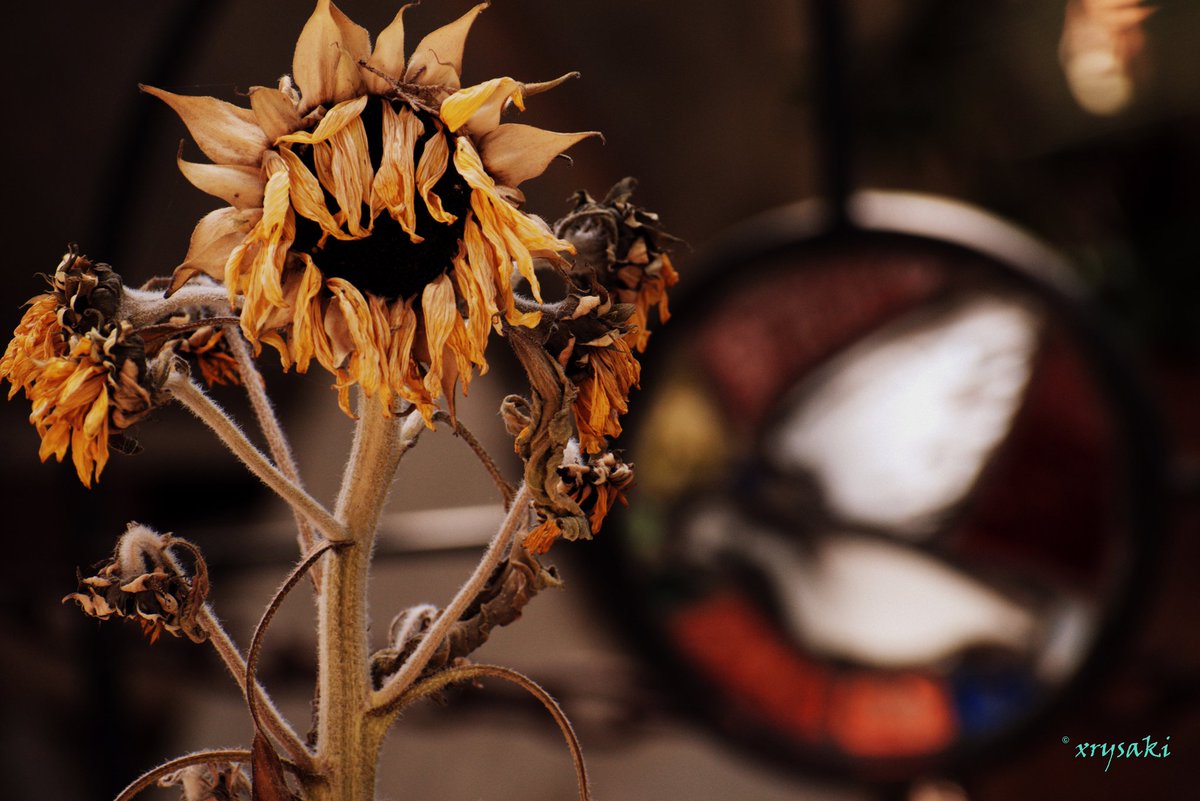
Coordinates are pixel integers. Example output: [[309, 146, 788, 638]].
[[363, 3, 416, 94], [277, 95, 369, 146], [370, 101, 425, 241], [404, 2, 489, 90], [415, 127, 457, 224], [420, 273, 457, 399], [292, 0, 371, 112], [290, 256, 325, 373], [277, 147, 352, 239], [326, 113, 375, 237], [142, 85, 269, 167], [440, 76, 523, 135], [177, 146, 266, 209], [480, 124, 601, 188]]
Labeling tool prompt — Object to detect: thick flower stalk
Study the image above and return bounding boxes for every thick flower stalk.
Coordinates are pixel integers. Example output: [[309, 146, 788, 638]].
[[150, 0, 599, 419]]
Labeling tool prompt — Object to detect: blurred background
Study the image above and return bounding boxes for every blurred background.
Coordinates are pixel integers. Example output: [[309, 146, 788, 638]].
[[2, 0, 1199, 799]]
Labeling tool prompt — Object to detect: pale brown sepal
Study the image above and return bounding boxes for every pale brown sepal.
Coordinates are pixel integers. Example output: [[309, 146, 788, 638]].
[[404, 2, 489, 90], [292, 0, 371, 112], [481, 125, 601, 188], [177, 146, 266, 209], [364, 3, 416, 94], [249, 86, 303, 143], [169, 207, 263, 295], [141, 85, 269, 168]]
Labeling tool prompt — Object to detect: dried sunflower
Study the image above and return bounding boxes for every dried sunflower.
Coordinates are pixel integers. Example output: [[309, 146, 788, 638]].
[[150, 0, 599, 417], [0, 250, 164, 486]]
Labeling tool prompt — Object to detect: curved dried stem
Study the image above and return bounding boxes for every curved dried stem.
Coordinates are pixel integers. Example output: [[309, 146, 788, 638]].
[[167, 371, 347, 543], [198, 606, 314, 772], [226, 326, 323, 585], [369, 483, 531, 711], [374, 664, 592, 801], [434, 410, 516, 508], [113, 749, 253, 801], [122, 284, 232, 328], [246, 541, 344, 737]]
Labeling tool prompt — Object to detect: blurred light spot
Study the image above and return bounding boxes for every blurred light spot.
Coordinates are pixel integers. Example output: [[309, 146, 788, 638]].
[[1060, 0, 1156, 116]]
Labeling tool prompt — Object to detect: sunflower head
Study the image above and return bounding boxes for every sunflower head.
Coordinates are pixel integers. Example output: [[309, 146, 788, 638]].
[[152, 0, 600, 419]]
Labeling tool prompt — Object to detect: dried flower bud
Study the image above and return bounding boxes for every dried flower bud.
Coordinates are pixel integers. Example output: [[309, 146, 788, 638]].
[[63, 523, 210, 644], [159, 762, 252, 801]]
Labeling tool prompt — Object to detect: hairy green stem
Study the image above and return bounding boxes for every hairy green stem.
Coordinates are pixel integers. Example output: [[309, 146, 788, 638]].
[[306, 396, 422, 801], [168, 372, 347, 543]]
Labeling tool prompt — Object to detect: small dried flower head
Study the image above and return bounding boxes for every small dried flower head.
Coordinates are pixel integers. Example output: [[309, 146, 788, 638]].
[[524, 440, 634, 554], [0, 249, 167, 485], [555, 177, 680, 354], [151, 0, 600, 419], [63, 523, 210, 644]]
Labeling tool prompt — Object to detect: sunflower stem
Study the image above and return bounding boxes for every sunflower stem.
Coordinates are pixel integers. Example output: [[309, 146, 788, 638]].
[[198, 605, 314, 772], [122, 284, 232, 328], [226, 326, 323, 586], [309, 394, 419, 801], [167, 372, 347, 543], [368, 483, 531, 713]]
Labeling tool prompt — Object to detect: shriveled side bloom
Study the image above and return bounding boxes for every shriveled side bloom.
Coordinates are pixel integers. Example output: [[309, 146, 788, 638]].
[[555, 177, 679, 452], [1, 252, 160, 485], [505, 181, 679, 552], [152, 0, 599, 419], [158, 763, 252, 801], [63, 523, 210, 644]]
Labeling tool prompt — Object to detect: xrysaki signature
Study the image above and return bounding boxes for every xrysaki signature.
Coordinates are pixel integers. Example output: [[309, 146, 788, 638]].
[[1064, 735, 1172, 772]]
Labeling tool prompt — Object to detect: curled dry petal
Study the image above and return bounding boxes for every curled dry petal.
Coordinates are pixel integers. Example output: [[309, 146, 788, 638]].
[[276, 94, 369, 146], [141, 85, 269, 167], [404, 2, 489, 90], [481, 124, 601, 188], [440, 77, 524, 135], [415, 128, 456, 224], [370, 101, 424, 241]]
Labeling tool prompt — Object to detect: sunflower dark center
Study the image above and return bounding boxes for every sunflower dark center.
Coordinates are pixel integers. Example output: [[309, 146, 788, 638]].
[[290, 98, 471, 302]]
